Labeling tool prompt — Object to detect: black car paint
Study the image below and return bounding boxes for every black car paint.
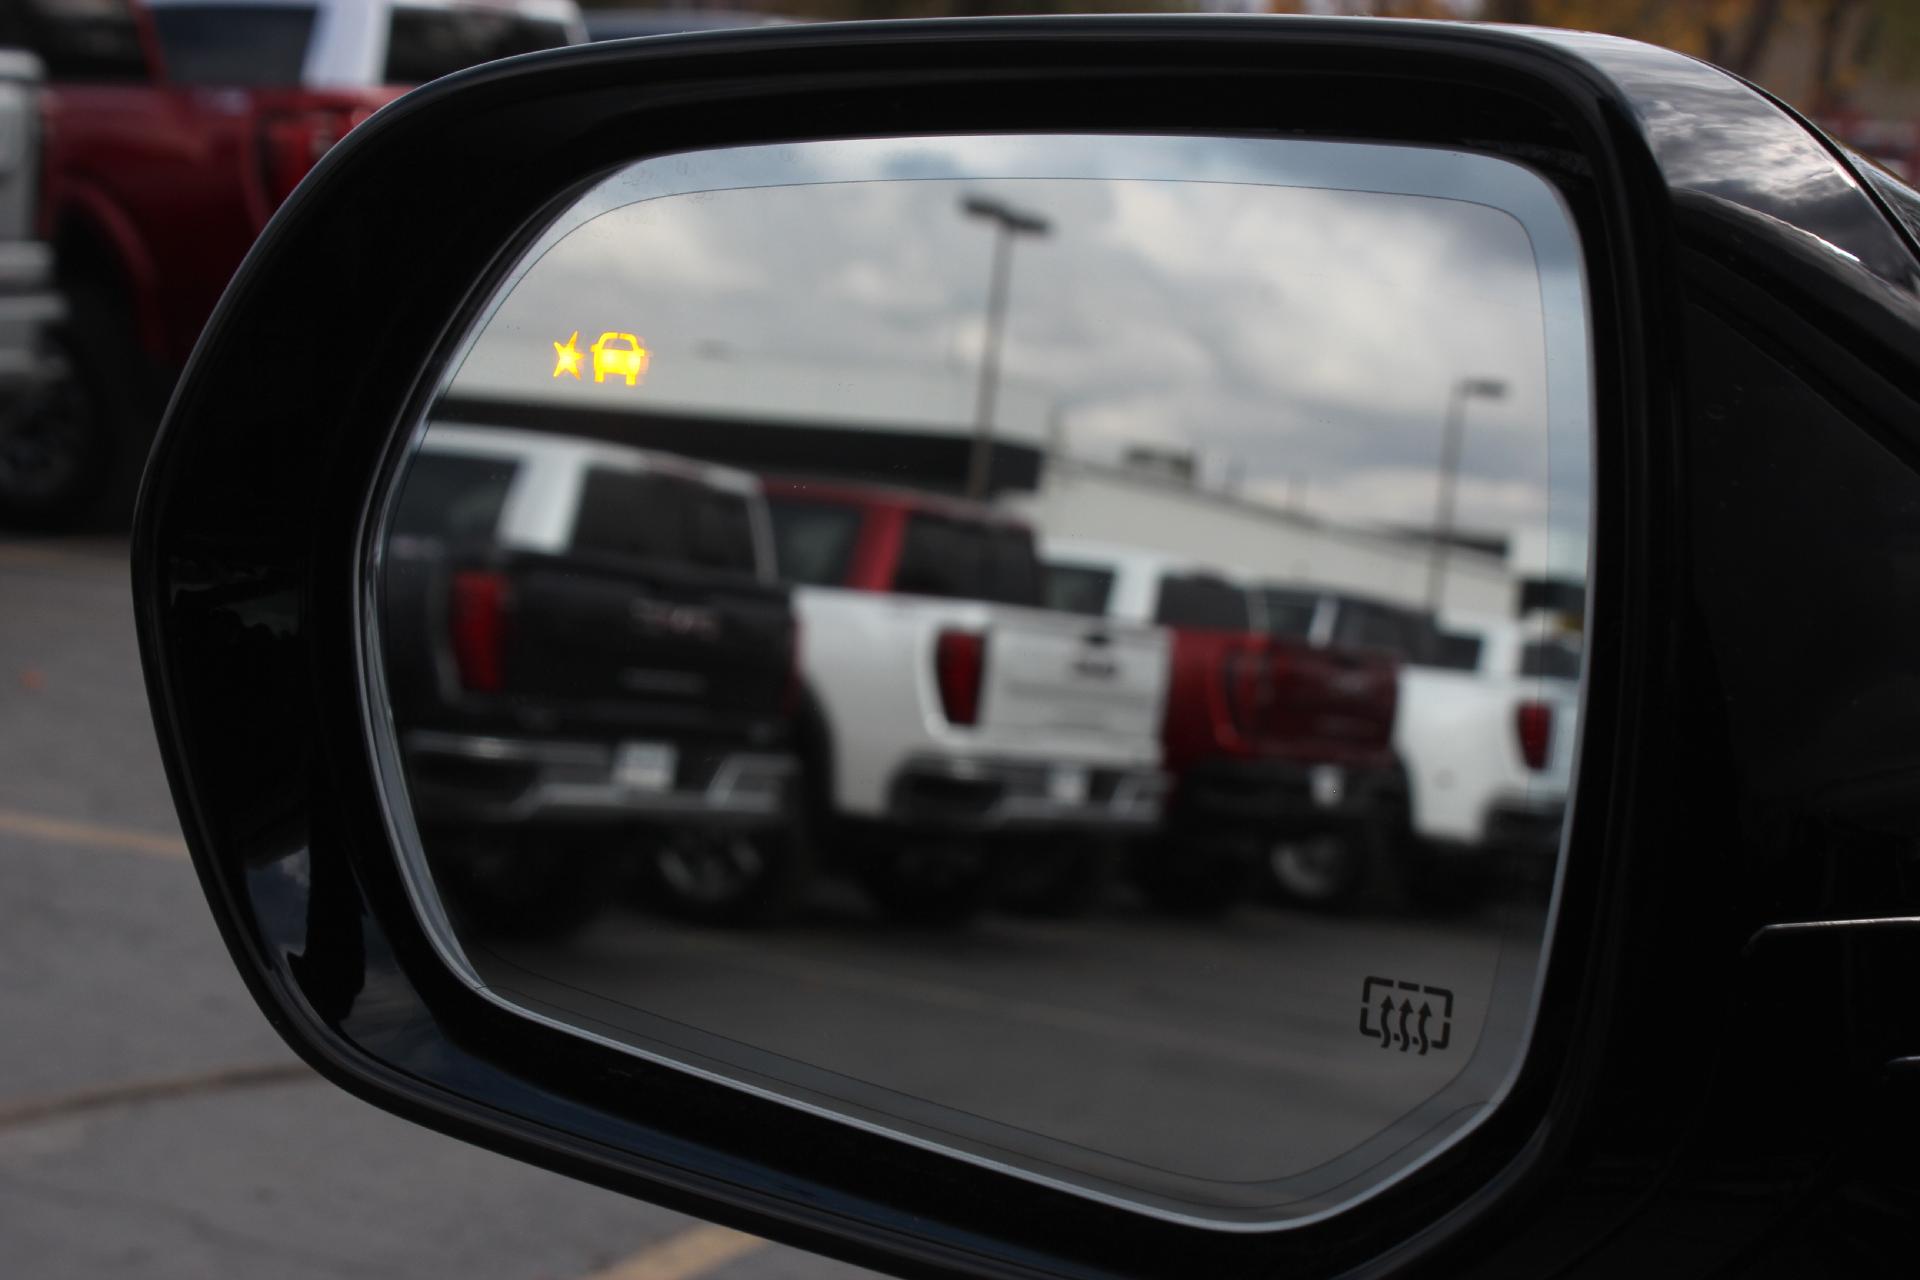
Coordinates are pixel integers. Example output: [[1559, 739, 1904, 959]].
[[128, 17, 1920, 1278]]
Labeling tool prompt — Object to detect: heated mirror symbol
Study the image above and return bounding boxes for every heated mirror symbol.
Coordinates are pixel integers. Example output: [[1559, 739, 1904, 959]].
[[1360, 976, 1454, 1055]]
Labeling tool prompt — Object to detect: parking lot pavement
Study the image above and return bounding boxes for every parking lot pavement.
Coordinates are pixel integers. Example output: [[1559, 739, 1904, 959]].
[[0, 537, 873, 1280]]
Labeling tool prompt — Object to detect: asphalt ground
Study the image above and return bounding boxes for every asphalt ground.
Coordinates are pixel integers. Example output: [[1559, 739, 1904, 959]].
[[0, 536, 872, 1280]]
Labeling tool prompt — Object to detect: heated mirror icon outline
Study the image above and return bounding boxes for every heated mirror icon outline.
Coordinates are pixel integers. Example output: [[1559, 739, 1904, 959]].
[[1360, 976, 1453, 1054]]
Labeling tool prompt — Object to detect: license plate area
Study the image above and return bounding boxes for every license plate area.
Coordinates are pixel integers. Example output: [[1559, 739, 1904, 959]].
[[613, 741, 678, 793], [1048, 765, 1091, 806], [1309, 764, 1347, 809]]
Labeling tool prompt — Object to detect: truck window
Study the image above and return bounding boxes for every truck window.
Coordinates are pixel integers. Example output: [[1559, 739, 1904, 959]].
[[2, 0, 148, 81], [1333, 601, 1425, 659], [985, 527, 1044, 607], [390, 453, 517, 542], [767, 497, 863, 587], [385, 7, 572, 84], [1045, 564, 1115, 617], [1420, 628, 1484, 672], [151, 6, 316, 86], [687, 488, 758, 573], [571, 468, 757, 575], [1258, 587, 1319, 638], [891, 513, 987, 600], [1154, 574, 1251, 630], [1519, 635, 1582, 680]]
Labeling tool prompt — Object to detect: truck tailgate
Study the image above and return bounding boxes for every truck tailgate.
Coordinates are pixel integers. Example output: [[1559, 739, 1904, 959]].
[[1265, 639, 1398, 759], [979, 611, 1169, 758], [484, 549, 792, 731]]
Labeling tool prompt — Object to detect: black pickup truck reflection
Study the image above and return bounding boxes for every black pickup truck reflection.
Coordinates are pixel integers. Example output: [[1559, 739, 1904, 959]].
[[382, 424, 800, 936]]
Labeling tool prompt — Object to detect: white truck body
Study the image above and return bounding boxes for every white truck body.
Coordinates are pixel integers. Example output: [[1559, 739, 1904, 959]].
[[1396, 614, 1580, 849], [797, 587, 1171, 824]]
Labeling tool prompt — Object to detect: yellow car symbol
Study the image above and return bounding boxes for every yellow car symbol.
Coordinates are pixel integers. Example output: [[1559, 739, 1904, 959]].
[[590, 332, 649, 386]]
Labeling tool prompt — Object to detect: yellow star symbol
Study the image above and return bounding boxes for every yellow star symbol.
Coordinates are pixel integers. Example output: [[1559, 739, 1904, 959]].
[[552, 331, 583, 379]]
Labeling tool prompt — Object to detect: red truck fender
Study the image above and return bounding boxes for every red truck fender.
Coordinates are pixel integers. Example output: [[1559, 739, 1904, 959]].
[[49, 177, 165, 362]]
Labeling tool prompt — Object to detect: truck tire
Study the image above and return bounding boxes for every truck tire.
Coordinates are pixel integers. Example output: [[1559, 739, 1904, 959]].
[[855, 841, 995, 926], [0, 325, 112, 528], [997, 841, 1112, 917], [1265, 826, 1378, 911], [1131, 836, 1253, 917], [640, 826, 810, 926], [430, 829, 616, 941]]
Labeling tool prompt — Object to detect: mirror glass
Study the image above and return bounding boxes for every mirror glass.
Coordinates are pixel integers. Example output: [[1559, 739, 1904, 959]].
[[371, 135, 1591, 1225]]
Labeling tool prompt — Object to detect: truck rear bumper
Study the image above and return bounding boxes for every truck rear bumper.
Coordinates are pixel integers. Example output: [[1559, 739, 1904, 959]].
[[886, 754, 1168, 832], [402, 729, 796, 827], [1481, 798, 1567, 857], [0, 242, 62, 386], [1174, 756, 1403, 837]]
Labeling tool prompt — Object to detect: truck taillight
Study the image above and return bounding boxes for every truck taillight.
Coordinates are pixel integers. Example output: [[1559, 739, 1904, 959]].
[[1516, 700, 1553, 771], [935, 629, 987, 726], [449, 570, 509, 693], [256, 107, 362, 211]]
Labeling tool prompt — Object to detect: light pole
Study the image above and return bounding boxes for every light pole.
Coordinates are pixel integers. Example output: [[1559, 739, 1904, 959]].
[[1425, 376, 1507, 612], [961, 194, 1050, 500]]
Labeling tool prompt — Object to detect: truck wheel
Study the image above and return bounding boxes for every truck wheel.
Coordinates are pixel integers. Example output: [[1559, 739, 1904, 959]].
[[1265, 828, 1374, 911], [642, 827, 809, 926], [855, 842, 994, 926], [0, 328, 110, 528], [997, 842, 1111, 917], [1131, 836, 1252, 917], [431, 830, 615, 941]]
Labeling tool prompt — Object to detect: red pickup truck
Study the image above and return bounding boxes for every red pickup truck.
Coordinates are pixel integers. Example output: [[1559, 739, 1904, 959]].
[[1044, 541, 1401, 913], [0, 0, 580, 524]]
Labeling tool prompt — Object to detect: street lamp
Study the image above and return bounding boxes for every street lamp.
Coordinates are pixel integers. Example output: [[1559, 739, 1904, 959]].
[[1425, 376, 1507, 612], [960, 194, 1051, 500]]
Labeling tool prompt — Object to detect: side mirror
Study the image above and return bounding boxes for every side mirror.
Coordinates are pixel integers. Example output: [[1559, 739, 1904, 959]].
[[134, 17, 1920, 1277]]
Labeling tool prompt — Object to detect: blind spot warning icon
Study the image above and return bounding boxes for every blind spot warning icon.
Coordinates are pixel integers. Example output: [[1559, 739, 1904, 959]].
[[552, 330, 583, 379], [591, 332, 650, 386]]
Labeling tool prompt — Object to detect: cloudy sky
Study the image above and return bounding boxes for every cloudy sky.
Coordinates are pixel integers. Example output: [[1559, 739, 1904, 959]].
[[448, 136, 1589, 550]]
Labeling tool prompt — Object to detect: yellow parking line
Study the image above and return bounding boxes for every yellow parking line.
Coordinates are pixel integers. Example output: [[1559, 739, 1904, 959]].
[[582, 1223, 768, 1280], [0, 1061, 312, 1130], [0, 806, 188, 860]]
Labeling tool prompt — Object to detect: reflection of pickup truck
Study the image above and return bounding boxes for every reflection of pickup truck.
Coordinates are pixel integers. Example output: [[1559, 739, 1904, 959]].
[[383, 425, 800, 934], [1, 0, 581, 521], [1256, 587, 1580, 907], [0, 48, 67, 522], [765, 481, 1170, 922], [1400, 613, 1579, 863], [1046, 543, 1400, 913]]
